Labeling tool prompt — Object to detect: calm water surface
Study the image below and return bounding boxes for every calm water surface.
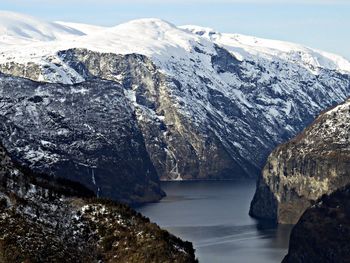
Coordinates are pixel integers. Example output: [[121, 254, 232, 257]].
[[136, 180, 292, 263]]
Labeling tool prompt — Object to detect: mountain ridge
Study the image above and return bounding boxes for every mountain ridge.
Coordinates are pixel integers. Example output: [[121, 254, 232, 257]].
[[0, 12, 349, 74]]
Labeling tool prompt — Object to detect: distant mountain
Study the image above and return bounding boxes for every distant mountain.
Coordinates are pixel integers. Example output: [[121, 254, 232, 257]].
[[0, 12, 350, 201], [250, 97, 350, 224]]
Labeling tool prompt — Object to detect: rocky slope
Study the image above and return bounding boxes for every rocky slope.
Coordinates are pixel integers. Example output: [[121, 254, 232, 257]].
[[282, 184, 350, 263], [0, 72, 164, 204], [0, 142, 197, 263], [1, 12, 350, 182], [250, 97, 350, 224]]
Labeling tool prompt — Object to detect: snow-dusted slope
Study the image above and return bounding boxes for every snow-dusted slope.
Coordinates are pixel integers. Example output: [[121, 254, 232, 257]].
[[0, 73, 164, 203], [0, 11, 84, 45], [0, 12, 350, 182], [181, 25, 350, 73]]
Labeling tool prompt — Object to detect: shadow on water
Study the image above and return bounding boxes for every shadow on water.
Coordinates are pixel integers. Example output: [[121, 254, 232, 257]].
[[254, 219, 293, 249], [136, 180, 293, 263]]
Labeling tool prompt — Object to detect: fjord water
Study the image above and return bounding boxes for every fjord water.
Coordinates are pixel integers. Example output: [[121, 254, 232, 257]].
[[137, 180, 292, 263]]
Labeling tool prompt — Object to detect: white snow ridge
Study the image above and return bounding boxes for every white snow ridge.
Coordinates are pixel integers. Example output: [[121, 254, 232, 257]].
[[0, 12, 349, 74]]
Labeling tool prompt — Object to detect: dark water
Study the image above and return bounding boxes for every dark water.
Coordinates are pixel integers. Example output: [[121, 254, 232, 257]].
[[136, 180, 293, 263]]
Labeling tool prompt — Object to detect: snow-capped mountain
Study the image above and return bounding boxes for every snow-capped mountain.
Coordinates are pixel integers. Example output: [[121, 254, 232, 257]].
[[0, 11, 350, 190], [181, 25, 350, 73]]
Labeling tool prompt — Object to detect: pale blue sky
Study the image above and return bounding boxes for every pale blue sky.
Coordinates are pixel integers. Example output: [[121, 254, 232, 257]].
[[2, 0, 350, 59]]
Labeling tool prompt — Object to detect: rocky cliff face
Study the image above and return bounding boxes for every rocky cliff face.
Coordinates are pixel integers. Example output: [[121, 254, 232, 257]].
[[2, 47, 350, 182], [282, 184, 350, 263], [1, 15, 350, 182], [0, 143, 197, 263], [57, 48, 248, 180], [250, 98, 350, 224], [0, 73, 164, 204]]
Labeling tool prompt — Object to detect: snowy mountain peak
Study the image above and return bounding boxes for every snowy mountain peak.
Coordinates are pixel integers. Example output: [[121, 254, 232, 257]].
[[115, 18, 177, 30], [54, 17, 214, 67], [103, 18, 203, 51], [0, 11, 84, 45], [58, 18, 179, 37]]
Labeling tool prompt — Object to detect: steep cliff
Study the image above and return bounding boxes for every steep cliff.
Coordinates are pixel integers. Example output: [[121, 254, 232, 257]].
[[0, 73, 164, 204], [0, 143, 197, 263], [1, 15, 350, 181], [250, 98, 350, 224], [282, 185, 350, 263]]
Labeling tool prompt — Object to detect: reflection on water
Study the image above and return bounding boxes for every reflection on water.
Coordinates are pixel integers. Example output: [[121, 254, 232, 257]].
[[136, 180, 293, 263]]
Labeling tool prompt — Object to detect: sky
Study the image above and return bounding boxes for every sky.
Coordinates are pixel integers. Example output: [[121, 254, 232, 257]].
[[1, 0, 350, 59]]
